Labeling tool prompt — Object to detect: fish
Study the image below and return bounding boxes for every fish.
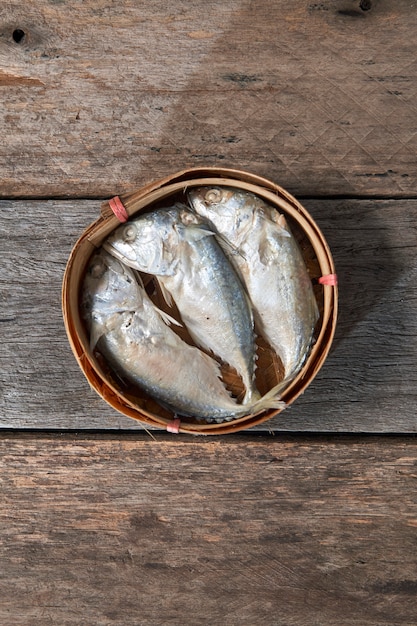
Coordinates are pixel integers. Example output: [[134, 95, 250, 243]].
[[81, 249, 285, 423], [188, 186, 319, 384], [103, 205, 259, 404]]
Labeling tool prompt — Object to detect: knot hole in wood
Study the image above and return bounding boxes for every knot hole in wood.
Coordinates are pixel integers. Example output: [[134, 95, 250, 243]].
[[12, 29, 26, 44]]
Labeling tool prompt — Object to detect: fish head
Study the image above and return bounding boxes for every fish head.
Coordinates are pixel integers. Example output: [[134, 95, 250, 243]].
[[167, 205, 217, 243], [81, 250, 145, 348], [103, 210, 180, 276], [188, 186, 257, 244], [81, 250, 143, 318]]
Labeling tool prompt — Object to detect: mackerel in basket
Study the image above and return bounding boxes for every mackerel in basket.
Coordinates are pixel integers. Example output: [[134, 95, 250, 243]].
[[62, 167, 338, 434], [188, 186, 319, 387], [103, 204, 259, 405], [81, 248, 285, 423]]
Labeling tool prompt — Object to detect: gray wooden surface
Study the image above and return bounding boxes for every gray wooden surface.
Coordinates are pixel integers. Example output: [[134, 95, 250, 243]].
[[1, 433, 416, 626], [0, 0, 416, 199], [1, 197, 416, 431]]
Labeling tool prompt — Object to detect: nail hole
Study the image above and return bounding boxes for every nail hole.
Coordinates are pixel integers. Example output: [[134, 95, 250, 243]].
[[359, 0, 372, 10], [12, 29, 26, 44]]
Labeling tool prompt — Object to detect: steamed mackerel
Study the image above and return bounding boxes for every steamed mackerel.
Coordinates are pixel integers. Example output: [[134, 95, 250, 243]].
[[103, 205, 258, 403], [81, 250, 284, 422], [188, 187, 319, 382]]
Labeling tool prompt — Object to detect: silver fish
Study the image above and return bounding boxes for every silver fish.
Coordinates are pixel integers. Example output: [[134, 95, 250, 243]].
[[103, 205, 258, 404], [81, 250, 284, 422], [188, 187, 319, 383]]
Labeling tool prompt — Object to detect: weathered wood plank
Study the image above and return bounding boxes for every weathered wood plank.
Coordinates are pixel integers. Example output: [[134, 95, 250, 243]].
[[1, 198, 416, 432], [0, 0, 416, 199], [0, 433, 416, 625]]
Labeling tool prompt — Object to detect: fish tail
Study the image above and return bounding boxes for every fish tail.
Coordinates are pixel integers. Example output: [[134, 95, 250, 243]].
[[249, 380, 288, 414]]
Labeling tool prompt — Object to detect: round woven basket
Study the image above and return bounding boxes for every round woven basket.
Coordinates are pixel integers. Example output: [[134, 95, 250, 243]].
[[62, 167, 338, 434]]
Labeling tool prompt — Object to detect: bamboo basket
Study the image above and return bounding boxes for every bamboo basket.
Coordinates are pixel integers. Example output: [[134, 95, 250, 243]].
[[62, 167, 338, 435]]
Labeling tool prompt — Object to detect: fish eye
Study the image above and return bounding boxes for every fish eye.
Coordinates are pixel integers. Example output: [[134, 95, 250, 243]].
[[204, 188, 222, 204], [179, 210, 197, 226], [123, 224, 137, 242]]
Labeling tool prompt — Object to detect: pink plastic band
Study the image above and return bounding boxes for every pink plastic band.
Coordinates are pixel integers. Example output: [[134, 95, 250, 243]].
[[109, 196, 129, 223], [318, 274, 338, 286], [167, 418, 181, 434]]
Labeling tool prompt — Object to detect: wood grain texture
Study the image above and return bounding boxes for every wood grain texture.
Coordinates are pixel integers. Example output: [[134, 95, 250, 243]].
[[0, 433, 416, 625], [0, 0, 416, 199], [1, 198, 416, 432]]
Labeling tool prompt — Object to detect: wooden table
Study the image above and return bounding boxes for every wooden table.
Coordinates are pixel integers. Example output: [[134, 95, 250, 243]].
[[1, 1, 416, 623]]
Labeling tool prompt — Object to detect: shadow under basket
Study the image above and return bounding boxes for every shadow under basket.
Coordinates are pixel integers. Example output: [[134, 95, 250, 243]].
[[62, 167, 338, 435]]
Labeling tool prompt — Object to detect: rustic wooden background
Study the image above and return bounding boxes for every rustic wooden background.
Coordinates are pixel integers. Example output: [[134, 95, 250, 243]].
[[1, 1, 416, 624]]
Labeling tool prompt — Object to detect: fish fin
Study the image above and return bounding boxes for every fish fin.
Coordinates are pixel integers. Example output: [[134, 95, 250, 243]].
[[153, 306, 182, 327], [202, 350, 224, 379], [259, 237, 280, 265], [248, 379, 289, 414], [132, 269, 146, 289], [174, 206, 217, 242], [214, 231, 247, 261], [259, 221, 291, 265], [156, 278, 174, 307], [183, 224, 217, 242]]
